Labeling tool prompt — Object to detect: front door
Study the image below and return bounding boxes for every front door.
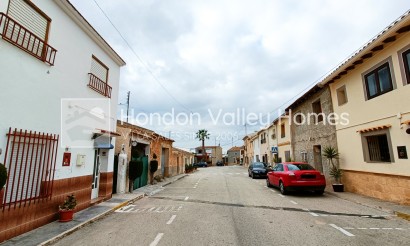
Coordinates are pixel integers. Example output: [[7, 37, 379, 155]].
[[313, 145, 323, 173], [91, 149, 101, 199]]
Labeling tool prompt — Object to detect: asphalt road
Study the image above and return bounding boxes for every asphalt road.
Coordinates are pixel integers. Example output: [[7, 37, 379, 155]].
[[53, 166, 410, 246]]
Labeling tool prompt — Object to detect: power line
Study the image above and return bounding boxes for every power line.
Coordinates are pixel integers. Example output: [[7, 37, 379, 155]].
[[92, 0, 193, 114]]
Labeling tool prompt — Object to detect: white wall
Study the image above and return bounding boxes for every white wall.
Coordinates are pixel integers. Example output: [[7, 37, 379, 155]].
[[0, 0, 123, 179], [329, 31, 410, 176]]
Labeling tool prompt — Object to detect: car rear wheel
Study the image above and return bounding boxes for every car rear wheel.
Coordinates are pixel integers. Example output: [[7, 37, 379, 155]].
[[251, 173, 255, 179], [279, 181, 287, 195], [266, 178, 272, 188]]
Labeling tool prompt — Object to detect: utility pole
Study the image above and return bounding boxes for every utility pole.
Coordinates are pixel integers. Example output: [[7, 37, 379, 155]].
[[126, 91, 130, 123], [244, 123, 247, 136]]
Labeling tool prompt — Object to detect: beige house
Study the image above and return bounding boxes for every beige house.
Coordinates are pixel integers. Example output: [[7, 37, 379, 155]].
[[318, 11, 410, 205], [258, 128, 270, 164], [274, 114, 293, 162], [172, 148, 195, 174], [243, 133, 256, 166], [194, 146, 223, 166]]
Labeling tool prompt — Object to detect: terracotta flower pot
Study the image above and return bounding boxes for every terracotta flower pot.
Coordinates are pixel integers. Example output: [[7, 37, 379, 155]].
[[59, 210, 74, 222]]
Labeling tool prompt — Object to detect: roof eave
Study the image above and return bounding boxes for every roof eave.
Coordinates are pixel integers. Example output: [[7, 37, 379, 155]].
[[319, 10, 410, 87]]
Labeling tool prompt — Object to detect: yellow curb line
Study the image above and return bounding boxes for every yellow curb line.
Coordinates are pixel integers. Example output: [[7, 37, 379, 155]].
[[395, 211, 410, 221]]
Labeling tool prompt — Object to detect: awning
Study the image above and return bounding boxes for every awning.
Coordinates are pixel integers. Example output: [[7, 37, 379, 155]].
[[401, 120, 410, 126], [92, 128, 121, 139], [356, 124, 391, 133], [94, 142, 114, 149]]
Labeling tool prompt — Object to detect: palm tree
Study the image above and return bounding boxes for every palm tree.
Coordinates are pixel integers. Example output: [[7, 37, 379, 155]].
[[322, 146, 342, 184], [196, 129, 210, 162]]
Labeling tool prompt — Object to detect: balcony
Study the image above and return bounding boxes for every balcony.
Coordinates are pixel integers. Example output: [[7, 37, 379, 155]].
[[88, 73, 112, 98], [0, 13, 57, 66]]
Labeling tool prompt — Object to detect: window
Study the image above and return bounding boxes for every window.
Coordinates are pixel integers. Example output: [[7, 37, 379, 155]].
[[281, 124, 285, 138], [295, 114, 302, 124], [336, 85, 348, 106], [2, 127, 59, 209], [361, 129, 393, 163], [364, 62, 393, 99], [402, 49, 410, 85], [312, 100, 323, 123], [2, 0, 56, 65], [88, 56, 111, 98], [301, 151, 307, 162], [271, 133, 276, 140], [285, 151, 291, 162], [366, 135, 391, 162]]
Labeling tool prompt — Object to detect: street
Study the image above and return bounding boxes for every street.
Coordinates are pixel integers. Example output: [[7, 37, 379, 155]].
[[53, 166, 410, 246]]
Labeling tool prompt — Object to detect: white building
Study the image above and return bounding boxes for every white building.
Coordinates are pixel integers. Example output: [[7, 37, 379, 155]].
[[0, 0, 125, 242]]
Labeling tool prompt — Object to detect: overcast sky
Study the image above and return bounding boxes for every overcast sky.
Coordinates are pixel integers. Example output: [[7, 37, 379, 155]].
[[71, 0, 410, 152]]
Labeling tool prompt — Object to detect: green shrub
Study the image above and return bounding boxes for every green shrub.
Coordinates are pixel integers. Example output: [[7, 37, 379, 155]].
[[0, 163, 7, 189], [59, 194, 77, 211]]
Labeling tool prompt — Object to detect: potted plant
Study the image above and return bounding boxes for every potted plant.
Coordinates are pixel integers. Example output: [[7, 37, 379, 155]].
[[323, 146, 344, 192], [0, 163, 7, 207], [59, 194, 77, 222]]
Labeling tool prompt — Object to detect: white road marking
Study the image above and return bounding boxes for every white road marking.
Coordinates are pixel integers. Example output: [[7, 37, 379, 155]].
[[369, 228, 380, 230], [166, 215, 177, 225], [270, 190, 276, 193], [278, 194, 285, 198], [290, 200, 298, 205], [184, 196, 189, 201], [329, 224, 355, 237], [309, 212, 319, 217], [302, 208, 309, 211], [149, 233, 164, 246], [382, 228, 393, 230]]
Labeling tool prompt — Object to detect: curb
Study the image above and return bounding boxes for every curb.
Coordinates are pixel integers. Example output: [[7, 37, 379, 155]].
[[325, 191, 410, 221], [162, 174, 187, 187], [39, 193, 145, 246]]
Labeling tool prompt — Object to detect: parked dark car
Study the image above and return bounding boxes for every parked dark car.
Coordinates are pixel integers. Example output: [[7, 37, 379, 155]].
[[216, 161, 224, 166], [248, 162, 269, 179], [266, 162, 326, 195], [196, 161, 208, 168]]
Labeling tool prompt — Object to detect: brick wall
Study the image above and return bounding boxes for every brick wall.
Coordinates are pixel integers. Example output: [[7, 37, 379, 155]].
[[0, 175, 92, 243], [343, 170, 410, 205]]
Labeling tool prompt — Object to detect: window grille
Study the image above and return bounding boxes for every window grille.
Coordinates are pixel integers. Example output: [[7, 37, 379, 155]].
[[2, 128, 59, 211]]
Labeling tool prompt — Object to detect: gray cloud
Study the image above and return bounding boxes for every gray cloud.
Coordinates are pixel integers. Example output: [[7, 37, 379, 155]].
[[71, 0, 410, 151]]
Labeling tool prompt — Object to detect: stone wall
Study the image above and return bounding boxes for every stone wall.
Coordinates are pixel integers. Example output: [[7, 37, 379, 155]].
[[343, 170, 410, 205], [290, 86, 338, 178]]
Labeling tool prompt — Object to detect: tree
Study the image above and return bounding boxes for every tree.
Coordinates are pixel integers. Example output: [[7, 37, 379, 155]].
[[196, 129, 210, 162]]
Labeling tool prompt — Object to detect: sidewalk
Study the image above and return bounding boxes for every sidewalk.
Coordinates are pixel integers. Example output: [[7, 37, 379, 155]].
[[324, 186, 410, 221], [0, 174, 187, 246]]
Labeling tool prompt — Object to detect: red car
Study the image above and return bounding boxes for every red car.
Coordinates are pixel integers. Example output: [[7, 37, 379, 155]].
[[266, 162, 326, 195]]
